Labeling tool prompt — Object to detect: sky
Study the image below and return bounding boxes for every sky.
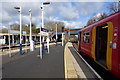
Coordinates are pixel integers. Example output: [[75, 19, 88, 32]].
[[0, 0, 118, 29]]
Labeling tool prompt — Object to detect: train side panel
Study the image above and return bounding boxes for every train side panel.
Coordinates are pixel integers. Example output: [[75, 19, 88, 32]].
[[118, 13, 120, 78], [110, 13, 120, 78], [78, 32, 81, 52], [119, 14, 120, 78], [116, 13, 120, 78], [80, 27, 93, 58]]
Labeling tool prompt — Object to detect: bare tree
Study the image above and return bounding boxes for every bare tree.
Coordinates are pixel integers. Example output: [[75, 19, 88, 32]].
[[97, 13, 107, 20], [108, 2, 120, 14], [10, 23, 38, 34], [0, 28, 8, 33], [45, 21, 65, 32], [87, 12, 107, 26]]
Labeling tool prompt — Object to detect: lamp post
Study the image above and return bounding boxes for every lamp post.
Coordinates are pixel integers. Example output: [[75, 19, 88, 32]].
[[29, 9, 33, 51], [40, 2, 50, 59], [56, 24, 58, 46], [69, 27, 70, 41], [62, 26, 64, 46], [8, 26, 11, 57], [14, 6, 22, 55], [25, 24, 28, 52]]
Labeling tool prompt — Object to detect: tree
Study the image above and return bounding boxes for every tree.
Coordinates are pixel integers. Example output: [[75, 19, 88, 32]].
[[10, 23, 39, 34], [11, 24, 20, 30], [35, 28, 40, 33], [0, 28, 8, 33], [44, 21, 65, 32], [87, 12, 107, 26], [107, 2, 120, 14]]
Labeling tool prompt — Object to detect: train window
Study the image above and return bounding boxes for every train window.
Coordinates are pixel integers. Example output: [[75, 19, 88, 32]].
[[83, 32, 90, 43]]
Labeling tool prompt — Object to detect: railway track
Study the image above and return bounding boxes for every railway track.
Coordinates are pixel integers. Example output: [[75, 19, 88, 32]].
[[72, 43, 119, 80]]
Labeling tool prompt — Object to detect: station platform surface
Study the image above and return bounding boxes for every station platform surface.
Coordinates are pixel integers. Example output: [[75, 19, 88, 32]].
[[64, 42, 101, 79], [2, 43, 64, 78], [1, 42, 100, 79]]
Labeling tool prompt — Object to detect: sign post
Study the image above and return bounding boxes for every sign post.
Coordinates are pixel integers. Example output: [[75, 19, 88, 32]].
[[62, 27, 64, 46], [8, 33, 11, 57], [56, 24, 58, 46], [39, 28, 49, 59], [25, 34, 27, 53], [46, 33, 50, 54], [39, 27, 42, 59]]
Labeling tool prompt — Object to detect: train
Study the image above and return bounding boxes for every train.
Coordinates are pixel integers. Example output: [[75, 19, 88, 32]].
[[78, 12, 120, 78]]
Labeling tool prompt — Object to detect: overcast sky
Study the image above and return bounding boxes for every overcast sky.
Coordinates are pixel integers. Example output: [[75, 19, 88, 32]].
[[0, 0, 118, 29]]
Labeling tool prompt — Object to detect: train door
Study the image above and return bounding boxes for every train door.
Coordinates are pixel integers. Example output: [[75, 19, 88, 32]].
[[95, 24, 108, 67], [92, 22, 113, 69]]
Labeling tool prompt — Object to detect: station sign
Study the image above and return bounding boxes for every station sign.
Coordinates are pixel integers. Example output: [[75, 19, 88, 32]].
[[41, 28, 49, 32], [40, 28, 49, 36], [39, 32, 48, 36]]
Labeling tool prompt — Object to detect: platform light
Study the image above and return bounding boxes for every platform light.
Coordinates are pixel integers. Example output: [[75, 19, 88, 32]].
[[14, 7, 20, 9], [14, 6, 22, 55], [29, 9, 34, 51], [43, 2, 50, 5]]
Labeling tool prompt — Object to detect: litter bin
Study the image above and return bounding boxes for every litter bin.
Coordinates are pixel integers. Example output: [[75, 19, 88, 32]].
[[30, 40, 34, 51]]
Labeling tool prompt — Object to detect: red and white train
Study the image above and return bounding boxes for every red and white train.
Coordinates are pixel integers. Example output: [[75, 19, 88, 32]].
[[78, 12, 120, 78]]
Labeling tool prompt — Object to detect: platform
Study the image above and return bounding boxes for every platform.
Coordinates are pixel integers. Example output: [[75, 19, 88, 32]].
[[1, 42, 101, 79], [2, 43, 64, 78], [64, 42, 102, 79]]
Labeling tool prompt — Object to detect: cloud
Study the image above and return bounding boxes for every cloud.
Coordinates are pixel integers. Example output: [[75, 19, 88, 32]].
[[43, 3, 80, 21], [0, 23, 2, 29], [0, 13, 2, 22], [1, 11, 12, 23], [1, 2, 81, 27], [0, 0, 117, 2], [1, 2, 42, 27], [22, 16, 30, 24], [64, 21, 86, 29], [75, 2, 104, 16], [0, 2, 107, 29], [58, 3, 79, 20]]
